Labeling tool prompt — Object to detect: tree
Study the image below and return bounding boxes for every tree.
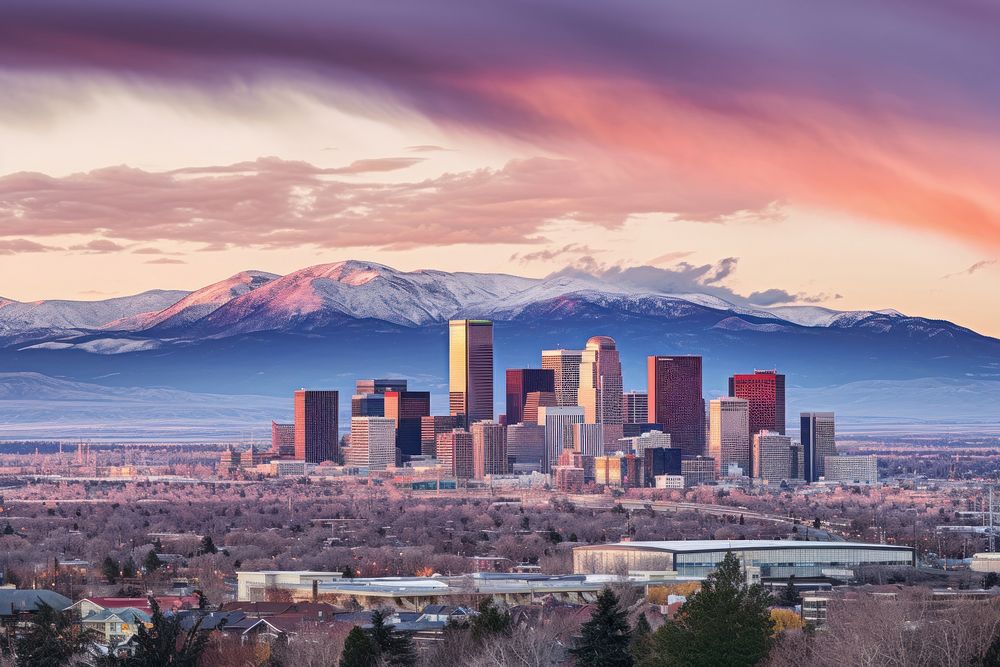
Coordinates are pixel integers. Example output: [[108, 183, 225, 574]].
[[646, 551, 775, 667], [121, 557, 137, 579], [143, 550, 163, 573], [199, 535, 217, 555], [367, 608, 417, 667], [570, 587, 633, 667], [126, 598, 211, 666], [14, 602, 95, 667], [777, 577, 800, 607], [471, 598, 511, 642], [102, 556, 120, 584], [631, 613, 653, 663], [984, 572, 1000, 589], [339, 627, 378, 667]]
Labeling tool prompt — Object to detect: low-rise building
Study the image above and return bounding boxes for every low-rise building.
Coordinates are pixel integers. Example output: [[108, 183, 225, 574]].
[[823, 455, 878, 484]]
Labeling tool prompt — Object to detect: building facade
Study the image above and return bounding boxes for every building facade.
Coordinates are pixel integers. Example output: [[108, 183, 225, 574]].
[[270, 421, 295, 457], [541, 349, 583, 407], [824, 455, 877, 484], [436, 429, 474, 480], [801, 412, 837, 481], [752, 431, 794, 483], [577, 337, 624, 438], [709, 397, 750, 476], [420, 415, 462, 457], [471, 420, 507, 479], [647, 355, 705, 456], [384, 390, 431, 458], [537, 405, 585, 473], [346, 417, 396, 470], [681, 456, 717, 487], [506, 423, 546, 468], [623, 391, 649, 424], [505, 368, 555, 425], [449, 320, 494, 423], [729, 370, 786, 436], [294, 390, 339, 463]]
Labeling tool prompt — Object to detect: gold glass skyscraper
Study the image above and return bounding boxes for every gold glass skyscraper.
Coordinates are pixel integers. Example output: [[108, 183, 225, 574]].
[[449, 319, 494, 424]]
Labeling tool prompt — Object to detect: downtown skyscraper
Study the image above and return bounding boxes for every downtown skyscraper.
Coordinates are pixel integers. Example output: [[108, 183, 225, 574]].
[[801, 411, 837, 482], [578, 336, 624, 445], [541, 349, 583, 406], [709, 397, 750, 476], [294, 389, 339, 463], [449, 319, 494, 424], [505, 368, 555, 425], [647, 355, 705, 456], [729, 369, 786, 436]]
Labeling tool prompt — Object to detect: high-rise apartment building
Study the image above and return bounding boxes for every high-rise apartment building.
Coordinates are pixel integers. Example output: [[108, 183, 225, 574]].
[[383, 390, 431, 458], [270, 421, 295, 457], [752, 430, 794, 483], [505, 368, 555, 425], [647, 356, 705, 456], [800, 412, 836, 482], [420, 415, 462, 457], [449, 320, 494, 423], [436, 429, 474, 480], [729, 370, 786, 437], [537, 405, 585, 472], [578, 336, 624, 430], [623, 391, 649, 424], [293, 390, 339, 463], [471, 420, 507, 479], [346, 417, 396, 470], [541, 349, 584, 407], [709, 397, 750, 476]]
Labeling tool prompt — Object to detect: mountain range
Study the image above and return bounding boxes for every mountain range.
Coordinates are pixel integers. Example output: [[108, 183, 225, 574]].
[[1, 260, 998, 439]]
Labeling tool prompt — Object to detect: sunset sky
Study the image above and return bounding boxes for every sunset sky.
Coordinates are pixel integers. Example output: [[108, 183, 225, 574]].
[[1, 1, 998, 335]]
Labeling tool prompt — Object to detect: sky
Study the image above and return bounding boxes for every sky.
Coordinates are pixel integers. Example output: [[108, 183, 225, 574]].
[[0, 1, 998, 335]]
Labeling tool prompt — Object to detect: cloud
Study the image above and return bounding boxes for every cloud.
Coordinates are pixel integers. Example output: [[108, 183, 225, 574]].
[[647, 251, 694, 265], [68, 239, 126, 253], [131, 247, 168, 255], [144, 257, 186, 265], [0, 156, 765, 250], [511, 243, 595, 264], [942, 259, 997, 279], [406, 145, 452, 153], [2, 1, 1000, 248], [0, 238, 59, 254], [553, 258, 835, 307]]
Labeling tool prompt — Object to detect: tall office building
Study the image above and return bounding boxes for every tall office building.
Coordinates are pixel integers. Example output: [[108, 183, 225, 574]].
[[642, 447, 683, 486], [623, 391, 649, 424], [578, 336, 624, 428], [294, 390, 339, 463], [506, 423, 545, 467], [351, 393, 385, 417], [346, 417, 396, 470], [420, 415, 462, 457], [505, 368, 555, 425], [681, 456, 717, 487], [270, 421, 295, 457], [541, 349, 584, 406], [571, 423, 604, 458], [647, 356, 705, 456], [709, 397, 750, 476], [752, 431, 794, 483], [522, 391, 557, 426], [729, 370, 786, 437], [471, 421, 507, 479], [383, 390, 431, 458], [801, 412, 837, 482], [537, 405, 585, 473], [436, 429, 474, 480], [355, 379, 408, 395], [449, 320, 494, 423]]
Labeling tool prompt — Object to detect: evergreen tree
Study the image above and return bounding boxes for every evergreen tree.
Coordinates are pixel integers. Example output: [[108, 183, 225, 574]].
[[2, 523, 14, 535], [339, 627, 378, 667], [984, 572, 1000, 589], [199, 535, 217, 555], [14, 602, 95, 667], [368, 609, 393, 653], [646, 551, 775, 667], [143, 550, 162, 573], [386, 631, 418, 667], [121, 556, 137, 579], [126, 598, 211, 666], [471, 598, 511, 642], [777, 576, 800, 607], [570, 587, 633, 667], [630, 613, 653, 663], [102, 556, 120, 584]]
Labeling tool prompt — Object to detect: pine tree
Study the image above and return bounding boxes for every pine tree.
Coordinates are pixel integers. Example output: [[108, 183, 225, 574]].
[[14, 602, 95, 667], [121, 556, 137, 579], [199, 535, 217, 555], [570, 587, 634, 667], [368, 609, 392, 653], [631, 613, 653, 663], [471, 598, 511, 642], [339, 627, 378, 667], [102, 556, 120, 584], [778, 576, 800, 607], [127, 598, 211, 666], [647, 551, 775, 667], [143, 550, 162, 573]]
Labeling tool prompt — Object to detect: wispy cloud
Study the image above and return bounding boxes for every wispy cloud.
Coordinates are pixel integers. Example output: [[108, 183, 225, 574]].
[[0, 238, 59, 255], [942, 259, 997, 279]]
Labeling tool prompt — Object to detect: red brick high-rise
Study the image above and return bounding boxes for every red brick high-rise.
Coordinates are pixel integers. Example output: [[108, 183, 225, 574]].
[[505, 368, 555, 425], [728, 369, 786, 437], [647, 356, 704, 456], [294, 390, 339, 463]]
